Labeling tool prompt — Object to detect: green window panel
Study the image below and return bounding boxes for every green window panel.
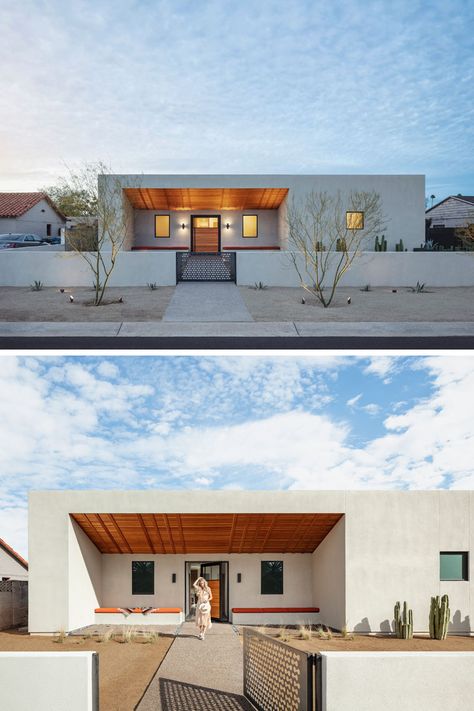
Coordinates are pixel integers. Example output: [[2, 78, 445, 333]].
[[132, 560, 155, 594], [440, 552, 468, 581], [261, 560, 283, 594]]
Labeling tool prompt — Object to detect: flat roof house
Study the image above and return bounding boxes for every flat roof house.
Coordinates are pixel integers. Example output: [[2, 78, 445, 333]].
[[28, 490, 473, 635], [0, 192, 66, 240]]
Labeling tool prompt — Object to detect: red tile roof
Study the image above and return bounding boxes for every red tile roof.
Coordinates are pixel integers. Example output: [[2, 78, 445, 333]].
[[0, 537, 28, 570], [0, 192, 65, 220]]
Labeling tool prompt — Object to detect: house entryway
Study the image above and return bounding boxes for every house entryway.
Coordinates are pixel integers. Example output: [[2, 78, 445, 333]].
[[177, 216, 236, 282], [163, 282, 253, 322], [185, 561, 229, 622], [191, 216, 220, 253]]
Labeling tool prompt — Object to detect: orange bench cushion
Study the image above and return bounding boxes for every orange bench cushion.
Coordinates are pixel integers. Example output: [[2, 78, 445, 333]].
[[232, 607, 319, 613], [95, 607, 181, 614]]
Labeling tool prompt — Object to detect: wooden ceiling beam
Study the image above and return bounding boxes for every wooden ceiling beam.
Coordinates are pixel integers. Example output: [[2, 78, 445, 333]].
[[96, 514, 123, 553]]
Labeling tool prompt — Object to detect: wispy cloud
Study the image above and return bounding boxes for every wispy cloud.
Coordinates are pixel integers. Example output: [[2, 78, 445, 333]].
[[0, 0, 472, 195]]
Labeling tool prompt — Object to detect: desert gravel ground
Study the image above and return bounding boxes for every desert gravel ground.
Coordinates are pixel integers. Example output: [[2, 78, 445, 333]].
[[240, 286, 474, 322], [0, 629, 173, 711]]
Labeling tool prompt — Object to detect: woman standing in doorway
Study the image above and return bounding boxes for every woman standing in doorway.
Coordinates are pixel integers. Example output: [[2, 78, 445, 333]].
[[193, 576, 213, 640]]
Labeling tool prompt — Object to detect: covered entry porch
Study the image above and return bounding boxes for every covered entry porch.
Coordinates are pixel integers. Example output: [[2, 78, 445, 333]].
[[70, 512, 343, 628]]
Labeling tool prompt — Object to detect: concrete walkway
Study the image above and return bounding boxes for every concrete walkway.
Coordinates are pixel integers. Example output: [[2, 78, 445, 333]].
[[163, 283, 253, 322], [2, 321, 474, 337], [137, 622, 253, 711]]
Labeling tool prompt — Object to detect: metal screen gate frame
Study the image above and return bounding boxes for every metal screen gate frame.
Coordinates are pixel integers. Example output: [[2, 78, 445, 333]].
[[176, 251, 236, 282], [243, 627, 322, 711]]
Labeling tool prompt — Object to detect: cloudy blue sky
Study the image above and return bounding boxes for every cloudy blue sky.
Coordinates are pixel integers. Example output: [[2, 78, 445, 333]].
[[0, 0, 472, 200], [1, 354, 473, 557]]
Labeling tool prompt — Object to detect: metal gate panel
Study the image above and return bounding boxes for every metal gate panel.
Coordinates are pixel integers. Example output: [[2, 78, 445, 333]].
[[176, 252, 236, 282]]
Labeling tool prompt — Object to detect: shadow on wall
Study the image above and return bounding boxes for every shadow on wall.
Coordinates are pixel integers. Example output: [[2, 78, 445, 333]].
[[450, 611, 471, 634], [156, 678, 254, 711]]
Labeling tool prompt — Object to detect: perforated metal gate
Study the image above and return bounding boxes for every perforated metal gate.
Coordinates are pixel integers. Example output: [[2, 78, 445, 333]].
[[176, 252, 236, 282], [243, 628, 319, 711]]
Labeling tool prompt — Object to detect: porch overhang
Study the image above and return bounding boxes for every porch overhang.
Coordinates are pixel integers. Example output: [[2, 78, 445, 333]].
[[124, 187, 289, 211], [71, 512, 342, 555]]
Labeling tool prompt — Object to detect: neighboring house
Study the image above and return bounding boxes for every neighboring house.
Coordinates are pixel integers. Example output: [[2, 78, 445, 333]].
[[0, 537, 28, 581], [426, 195, 474, 228], [28, 489, 473, 635], [103, 173, 424, 253], [0, 192, 66, 240], [0, 537, 28, 631]]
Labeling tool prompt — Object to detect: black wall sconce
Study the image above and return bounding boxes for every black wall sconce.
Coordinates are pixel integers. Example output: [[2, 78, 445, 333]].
[[181, 223, 186, 230], [237, 573, 242, 583], [172, 573, 176, 583], [225, 222, 230, 229]]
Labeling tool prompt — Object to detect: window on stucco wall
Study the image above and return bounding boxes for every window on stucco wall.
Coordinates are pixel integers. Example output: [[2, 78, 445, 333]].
[[261, 560, 283, 594]]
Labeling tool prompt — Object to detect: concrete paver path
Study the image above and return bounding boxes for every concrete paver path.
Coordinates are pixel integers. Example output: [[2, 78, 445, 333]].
[[137, 622, 253, 711], [163, 283, 253, 322]]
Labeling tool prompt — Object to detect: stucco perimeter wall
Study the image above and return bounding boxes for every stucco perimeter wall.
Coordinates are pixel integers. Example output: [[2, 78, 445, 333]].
[[134, 209, 279, 249], [345, 491, 474, 633], [0, 652, 98, 711], [101, 552, 314, 610], [312, 517, 345, 630], [320, 652, 474, 711], [236, 251, 474, 287], [0, 250, 177, 286]]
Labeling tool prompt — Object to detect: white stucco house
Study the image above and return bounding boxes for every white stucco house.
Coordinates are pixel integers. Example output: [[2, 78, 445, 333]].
[[28, 489, 472, 636], [0, 193, 66, 240]]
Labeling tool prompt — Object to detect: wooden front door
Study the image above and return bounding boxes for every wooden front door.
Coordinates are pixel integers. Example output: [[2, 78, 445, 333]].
[[192, 216, 220, 253], [200, 562, 222, 620]]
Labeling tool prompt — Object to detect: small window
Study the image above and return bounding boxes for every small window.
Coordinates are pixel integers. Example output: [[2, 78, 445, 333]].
[[440, 552, 468, 581], [242, 214, 258, 238], [132, 561, 154, 594], [346, 211, 364, 230], [46, 224, 51, 236], [155, 214, 170, 238], [261, 561, 283, 594]]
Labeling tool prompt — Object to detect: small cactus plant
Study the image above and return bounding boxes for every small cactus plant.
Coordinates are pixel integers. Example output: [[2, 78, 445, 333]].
[[374, 235, 387, 251], [31, 280, 43, 291], [394, 601, 413, 639], [336, 238, 347, 252], [395, 239, 405, 252], [429, 594, 450, 640]]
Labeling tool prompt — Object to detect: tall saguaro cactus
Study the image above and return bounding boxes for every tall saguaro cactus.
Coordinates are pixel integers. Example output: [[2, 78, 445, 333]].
[[429, 595, 450, 640], [394, 601, 413, 639]]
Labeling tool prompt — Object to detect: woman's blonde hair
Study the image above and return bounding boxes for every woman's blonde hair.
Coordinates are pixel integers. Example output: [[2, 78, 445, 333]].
[[193, 576, 211, 593]]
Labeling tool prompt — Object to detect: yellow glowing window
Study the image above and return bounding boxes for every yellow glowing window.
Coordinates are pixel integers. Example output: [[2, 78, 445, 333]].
[[194, 217, 218, 228], [242, 214, 258, 238], [155, 214, 170, 238], [346, 211, 364, 230]]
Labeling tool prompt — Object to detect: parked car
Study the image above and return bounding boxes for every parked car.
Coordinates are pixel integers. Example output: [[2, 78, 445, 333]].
[[42, 236, 61, 245], [0, 233, 48, 249]]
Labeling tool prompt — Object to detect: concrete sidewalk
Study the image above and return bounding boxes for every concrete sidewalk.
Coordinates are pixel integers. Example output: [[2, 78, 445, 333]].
[[1, 321, 474, 337], [137, 622, 252, 711], [163, 283, 253, 322]]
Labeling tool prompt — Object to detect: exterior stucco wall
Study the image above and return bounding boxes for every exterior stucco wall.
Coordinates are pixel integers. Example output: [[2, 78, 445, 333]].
[[68, 519, 102, 631], [101, 552, 313, 610], [312, 517, 345, 630], [104, 174, 425, 252], [0, 546, 28, 581], [133, 208, 279, 249], [0, 200, 65, 239]]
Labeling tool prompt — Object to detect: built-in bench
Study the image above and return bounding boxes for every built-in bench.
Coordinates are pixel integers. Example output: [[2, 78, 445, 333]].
[[94, 607, 184, 625], [231, 607, 321, 626]]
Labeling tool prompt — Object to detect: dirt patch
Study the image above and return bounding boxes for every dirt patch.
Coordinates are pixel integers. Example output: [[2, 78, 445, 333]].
[[0, 629, 173, 711], [0, 287, 175, 321], [240, 286, 474, 322], [251, 628, 474, 652]]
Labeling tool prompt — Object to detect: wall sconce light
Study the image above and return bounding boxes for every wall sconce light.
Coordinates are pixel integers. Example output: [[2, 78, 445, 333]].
[[225, 222, 230, 230], [237, 573, 242, 583], [172, 573, 176, 583], [181, 223, 186, 230]]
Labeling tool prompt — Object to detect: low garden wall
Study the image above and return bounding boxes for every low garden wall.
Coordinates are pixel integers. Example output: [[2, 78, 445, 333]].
[[0, 249, 473, 288], [320, 651, 474, 711], [0, 651, 98, 711]]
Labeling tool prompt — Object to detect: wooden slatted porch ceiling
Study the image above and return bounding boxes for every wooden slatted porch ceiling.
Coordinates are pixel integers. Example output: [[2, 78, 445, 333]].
[[71, 513, 343, 554], [123, 188, 289, 211]]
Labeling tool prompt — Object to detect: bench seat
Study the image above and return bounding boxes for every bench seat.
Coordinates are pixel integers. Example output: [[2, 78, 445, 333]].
[[231, 606, 321, 625], [94, 607, 184, 625]]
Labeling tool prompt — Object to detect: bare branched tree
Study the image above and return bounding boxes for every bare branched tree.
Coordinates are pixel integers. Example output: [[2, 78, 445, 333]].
[[57, 162, 133, 305], [456, 221, 474, 251], [286, 190, 386, 307]]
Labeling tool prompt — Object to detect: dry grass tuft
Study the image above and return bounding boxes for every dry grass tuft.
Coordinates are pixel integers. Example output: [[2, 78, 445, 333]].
[[276, 627, 291, 642], [298, 625, 312, 640], [53, 629, 67, 644]]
